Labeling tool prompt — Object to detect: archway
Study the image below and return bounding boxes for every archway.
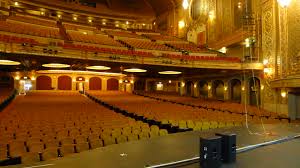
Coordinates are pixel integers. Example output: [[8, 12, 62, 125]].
[[36, 75, 52, 90], [230, 79, 241, 102], [213, 80, 224, 100], [199, 81, 208, 98], [58, 76, 72, 90], [107, 78, 119, 91], [249, 77, 261, 106], [186, 81, 194, 96], [89, 77, 102, 90]]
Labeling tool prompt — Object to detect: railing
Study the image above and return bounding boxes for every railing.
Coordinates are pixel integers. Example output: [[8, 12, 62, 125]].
[[0, 41, 263, 70]]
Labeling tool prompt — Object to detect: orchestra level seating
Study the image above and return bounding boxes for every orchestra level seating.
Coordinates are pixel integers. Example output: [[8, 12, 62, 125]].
[[0, 91, 167, 164]]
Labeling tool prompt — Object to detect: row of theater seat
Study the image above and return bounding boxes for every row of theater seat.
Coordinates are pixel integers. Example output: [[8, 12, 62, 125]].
[[86, 91, 252, 132], [0, 91, 168, 164], [63, 23, 97, 31], [62, 43, 153, 57], [163, 53, 241, 62], [144, 34, 183, 42], [8, 15, 57, 28], [136, 91, 289, 122], [121, 38, 175, 51], [0, 21, 61, 39], [105, 30, 144, 39], [167, 43, 204, 53], [67, 31, 123, 47], [0, 34, 38, 45]]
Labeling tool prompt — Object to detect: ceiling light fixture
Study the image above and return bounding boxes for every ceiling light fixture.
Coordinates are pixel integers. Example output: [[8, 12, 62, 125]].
[[158, 71, 182, 75], [124, 68, 147, 73], [42, 63, 70, 68], [86, 66, 111, 70], [0, 60, 21, 65]]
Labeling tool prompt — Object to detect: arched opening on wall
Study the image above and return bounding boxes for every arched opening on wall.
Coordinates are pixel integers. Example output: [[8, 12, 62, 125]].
[[212, 80, 224, 100], [107, 78, 119, 91], [134, 79, 146, 91], [89, 77, 102, 90], [58, 76, 72, 90], [230, 79, 242, 103], [147, 81, 156, 92], [199, 81, 208, 98], [0, 75, 14, 92], [36, 76, 52, 90], [186, 81, 194, 96], [249, 77, 261, 106]]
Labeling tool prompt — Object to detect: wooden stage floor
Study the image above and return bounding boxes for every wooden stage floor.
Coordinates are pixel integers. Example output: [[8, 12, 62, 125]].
[[5, 124, 300, 168]]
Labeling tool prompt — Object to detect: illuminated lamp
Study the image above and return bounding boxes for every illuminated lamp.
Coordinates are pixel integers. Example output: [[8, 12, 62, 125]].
[[277, 0, 291, 8], [158, 71, 182, 75], [178, 20, 185, 29], [86, 66, 111, 70], [0, 60, 21, 65], [42, 63, 70, 68], [124, 68, 147, 73], [182, 0, 189, 9]]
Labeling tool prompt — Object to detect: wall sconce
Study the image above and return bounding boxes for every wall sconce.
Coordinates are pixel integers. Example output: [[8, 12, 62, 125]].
[[245, 38, 250, 48], [178, 20, 185, 29], [263, 59, 269, 65], [85, 79, 89, 83], [261, 85, 264, 90], [31, 76, 36, 81], [119, 80, 123, 84], [281, 91, 287, 98], [181, 82, 185, 87], [194, 84, 197, 88], [264, 68, 273, 75], [224, 86, 228, 91], [208, 11, 215, 21], [130, 80, 134, 84], [208, 85, 211, 90], [168, 80, 172, 84], [72, 78, 76, 82], [242, 86, 245, 91]]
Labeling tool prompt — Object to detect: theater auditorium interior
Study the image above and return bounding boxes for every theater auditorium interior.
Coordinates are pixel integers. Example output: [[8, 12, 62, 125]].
[[0, 0, 300, 167]]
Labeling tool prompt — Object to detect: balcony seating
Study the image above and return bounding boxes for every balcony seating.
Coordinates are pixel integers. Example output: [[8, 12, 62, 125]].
[[105, 30, 144, 39], [167, 42, 204, 53], [127, 28, 156, 33], [8, 15, 57, 28], [163, 53, 241, 63], [62, 43, 153, 57], [68, 31, 123, 47], [0, 21, 61, 39], [63, 23, 97, 31], [121, 38, 174, 51], [144, 34, 183, 42], [0, 91, 167, 164], [0, 34, 39, 45]]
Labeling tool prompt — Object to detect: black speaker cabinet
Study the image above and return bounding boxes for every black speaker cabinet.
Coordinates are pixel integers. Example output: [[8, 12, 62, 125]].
[[200, 136, 222, 168], [215, 133, 237, 163]]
